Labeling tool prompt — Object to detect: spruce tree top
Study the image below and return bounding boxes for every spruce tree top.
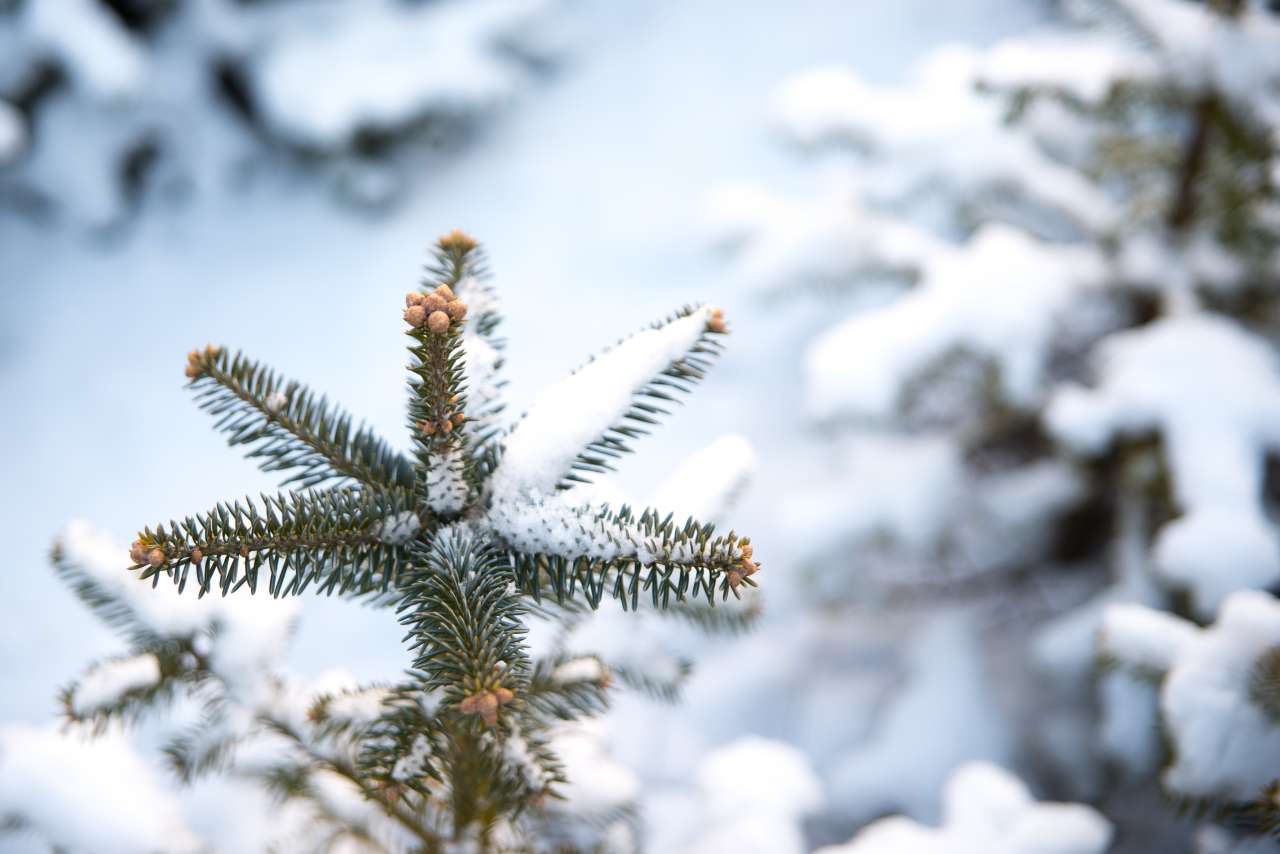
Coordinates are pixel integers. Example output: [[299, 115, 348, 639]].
[[120, 229, 759, 805]]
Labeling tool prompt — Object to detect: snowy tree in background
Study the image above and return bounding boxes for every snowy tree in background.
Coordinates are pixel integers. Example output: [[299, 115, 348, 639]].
[[0, 0, 559, 229], [708, 0, 1280, 847], [1, 230, 762, 852]]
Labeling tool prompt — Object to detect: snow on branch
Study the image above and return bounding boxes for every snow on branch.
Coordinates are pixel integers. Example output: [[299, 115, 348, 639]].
[[490, 305, 722, 499], [703, 180, 942, 294], [68, 654, 161, 717], [1102, 592, 1280, 803], [817, 762, 1112, 854], [772, 51, 1116, 230], [0, 722, 202, 854], [1048, 314, 1280, 616], [805, 225, 1105, 422], [252, 0, 553, 150]]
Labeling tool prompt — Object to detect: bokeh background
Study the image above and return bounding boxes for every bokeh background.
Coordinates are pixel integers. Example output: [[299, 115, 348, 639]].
[[2, 1, 1279, 852]]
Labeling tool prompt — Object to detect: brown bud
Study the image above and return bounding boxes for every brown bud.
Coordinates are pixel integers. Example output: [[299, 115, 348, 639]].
[[451, 412, 466, 426], [445, 299, 467, 322], [434, 284, 456, 302], [184, 364, 200, 379], [739, 542, 753, 561], [726, 569, 744, 590], [706, 307, 727, 334], [204, 345, 222, 359], [459, 691, 500, 726], [424, 292, 448, 313], [147, 548, 167, 567], [190, 548, 203, 565], [427, 311, 450, 334], [404, 305, 427, 327], [129, 542, 148, 565], [438, 229, 478, 254], [239, 544, 250, 558], [439, 417, 453, 434], [493, 686, 514, 705], [405, 292, 425, 307], [417, 419, 436, 436], [740, 558, 759, 577]]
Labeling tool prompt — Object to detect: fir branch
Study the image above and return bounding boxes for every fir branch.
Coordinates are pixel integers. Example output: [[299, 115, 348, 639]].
[[398, 531, 530, 726], [559, 305, 729, 490], [60, 648, 189, 733], [129, 487, 418, 598], [523, 655, 611, 722], [404, 233, 483, 516], [50, 539, 158, 648], [263, 713, 445, 851], [357, 680, 445, 793], [612, 660, 692, 704], [186, 346, 413, 492], [499, 503, 759, 608], [164, 705, 241, 783]]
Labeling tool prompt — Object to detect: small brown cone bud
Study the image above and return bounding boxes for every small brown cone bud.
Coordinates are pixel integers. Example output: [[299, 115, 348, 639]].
[[706, 308, 727, 334], [451, 412, 466, 426], [445, 299, 467, 321], [190, 548, 203, 565], [439, 417, 453, 434], [184, 364, 200, 379], [424, 292, 448, 313], [418, 419, 436, 436], [434, 284, 456, 302], [476, 692, 499, 726], [739, 542, 753, 560], [147, 548, 167, 567], [129, 542, 148, 564], [493, 686, 514, 705], [405, 292, 425, 307], [438, 229, 477, 254], [404, 305, 427, 327], [460, 691, 500, 726], [427, 311, 450, 334], [726, 569, 744, 590]]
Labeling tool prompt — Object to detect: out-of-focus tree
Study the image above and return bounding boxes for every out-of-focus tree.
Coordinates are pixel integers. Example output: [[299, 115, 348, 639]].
[[708, 0, 1280, 847]]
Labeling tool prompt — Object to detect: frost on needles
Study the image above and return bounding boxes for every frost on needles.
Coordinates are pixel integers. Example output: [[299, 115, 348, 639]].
[[58, 229, 759, 850]]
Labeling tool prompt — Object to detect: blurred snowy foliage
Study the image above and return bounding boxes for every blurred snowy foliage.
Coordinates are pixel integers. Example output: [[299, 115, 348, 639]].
[[707, 0, 1280, 849], [0, 0, 561, 230]]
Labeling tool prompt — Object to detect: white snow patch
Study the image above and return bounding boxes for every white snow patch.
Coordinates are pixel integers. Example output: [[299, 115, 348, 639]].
[[650, 434, 756, 524], [1048, 315, 1280, 615], [816, 762, 1111, 854], [253, 0, 550, 149], [0, 722, 201, 854], [552, 656, 605, 685], [806, 226, 1105, 421], [491, 306, 713, 498], [0, 100, 25, 165], [378, 510, 421, 545], [71, 653, 161, 713], [24, 0, 146, 101]]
